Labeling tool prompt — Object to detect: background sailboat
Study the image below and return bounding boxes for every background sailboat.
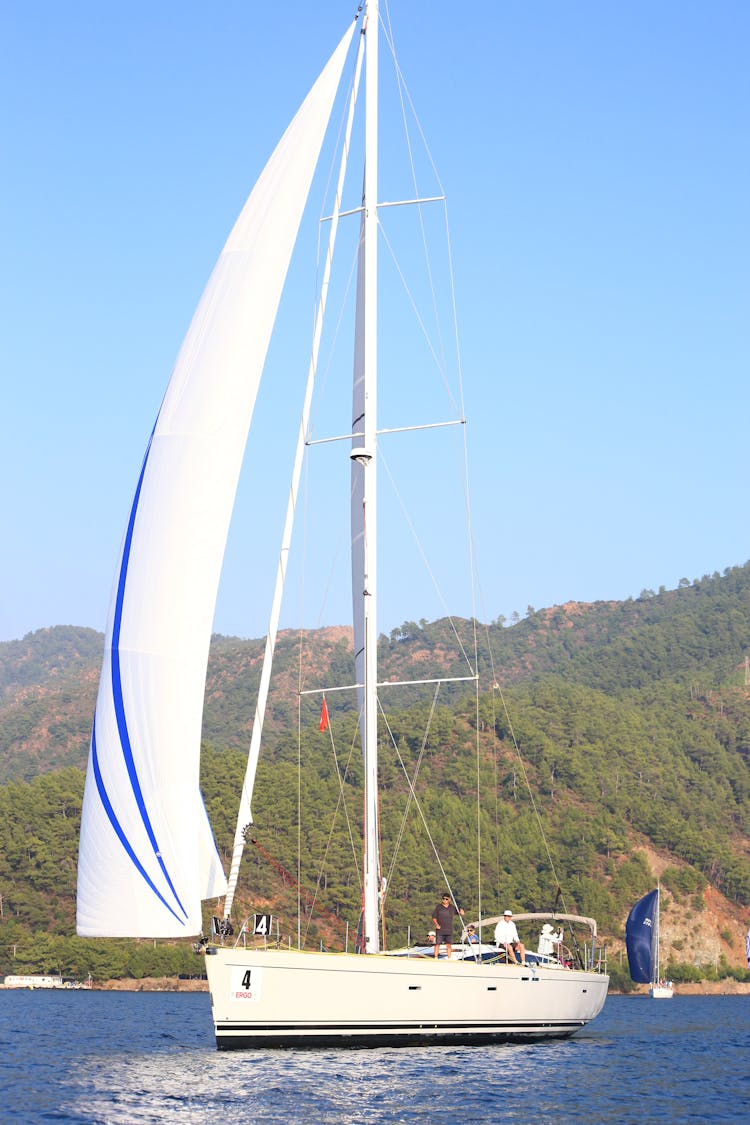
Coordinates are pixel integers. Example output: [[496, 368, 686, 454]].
[[625, 887, 674, 999]]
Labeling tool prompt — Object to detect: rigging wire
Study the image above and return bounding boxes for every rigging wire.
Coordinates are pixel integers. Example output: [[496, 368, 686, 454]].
[[382, 683, 443, 888], [481, 629, 573, 920], [376, 447, 475, 674], [383, 0, 481, 924], [379, 690, 462, 911]]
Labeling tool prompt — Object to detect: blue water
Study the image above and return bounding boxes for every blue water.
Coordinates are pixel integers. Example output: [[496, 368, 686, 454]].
[[1, 992, 748, 1123]]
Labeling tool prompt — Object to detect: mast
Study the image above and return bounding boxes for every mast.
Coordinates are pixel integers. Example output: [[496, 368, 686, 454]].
[[654, 884, 661, 987], [359, 0, 381, 953]]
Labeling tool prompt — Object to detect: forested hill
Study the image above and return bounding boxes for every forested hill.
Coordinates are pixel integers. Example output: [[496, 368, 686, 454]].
[[2, 563, 749, 783], [2, 562, 750, 979], [1, 562, 750, 783]]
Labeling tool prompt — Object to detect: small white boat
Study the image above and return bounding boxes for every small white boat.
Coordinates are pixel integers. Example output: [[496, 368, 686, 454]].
[[2, 974, 62, 989], [1, 974, 92, 990], [649, 982, 674, 999]]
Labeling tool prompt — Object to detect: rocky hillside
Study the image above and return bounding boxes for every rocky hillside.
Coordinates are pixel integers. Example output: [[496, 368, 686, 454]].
[[4, 560, 750, 783]]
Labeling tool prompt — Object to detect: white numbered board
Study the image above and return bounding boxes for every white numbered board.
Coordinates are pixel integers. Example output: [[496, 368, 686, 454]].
[[253, 913, 272, 936], [229, 965, 264, 1002]]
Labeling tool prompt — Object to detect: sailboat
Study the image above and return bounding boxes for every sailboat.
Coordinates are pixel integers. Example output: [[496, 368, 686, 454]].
[[625, 888, 674, 999], [76, 0, 609, 1048]]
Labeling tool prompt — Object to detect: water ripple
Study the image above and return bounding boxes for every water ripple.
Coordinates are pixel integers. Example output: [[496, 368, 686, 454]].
[[1, 992, 747, 1123]]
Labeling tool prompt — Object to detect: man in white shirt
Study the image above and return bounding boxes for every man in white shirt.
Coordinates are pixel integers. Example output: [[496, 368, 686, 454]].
[[494, 909, 527, 965]]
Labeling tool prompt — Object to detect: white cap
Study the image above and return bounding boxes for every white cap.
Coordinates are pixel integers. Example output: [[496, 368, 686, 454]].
[[503, 909, 512, 916]]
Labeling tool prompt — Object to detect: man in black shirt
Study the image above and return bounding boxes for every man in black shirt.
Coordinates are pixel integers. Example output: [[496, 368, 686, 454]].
[[431, 893, 464, 959]]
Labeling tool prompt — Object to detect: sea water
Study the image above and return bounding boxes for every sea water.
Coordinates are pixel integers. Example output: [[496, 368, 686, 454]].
[[1, 991, 748, 1123]]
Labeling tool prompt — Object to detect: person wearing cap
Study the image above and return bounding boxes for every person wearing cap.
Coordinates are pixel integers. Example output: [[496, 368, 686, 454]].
[[494, 909, 527, 965], [431, 893, 464, 959], [537, 922, 563, 959]]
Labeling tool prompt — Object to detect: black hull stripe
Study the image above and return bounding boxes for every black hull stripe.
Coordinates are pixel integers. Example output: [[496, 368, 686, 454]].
[[215, 1020, 586, 1050]]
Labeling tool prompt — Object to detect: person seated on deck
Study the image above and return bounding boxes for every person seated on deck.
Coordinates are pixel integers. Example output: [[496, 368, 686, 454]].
[[465, 924, 480, 945], [494, 909, 527, 966]]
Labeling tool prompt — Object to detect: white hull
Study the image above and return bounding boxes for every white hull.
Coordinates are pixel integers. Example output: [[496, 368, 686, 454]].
[[649, 984, 674, 999], [1, 974, 92, 990], [2, 974, 62, 990], [205, 947, 609, 1049]]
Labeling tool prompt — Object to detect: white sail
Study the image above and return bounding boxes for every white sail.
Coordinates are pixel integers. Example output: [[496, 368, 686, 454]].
[[76, 22, 356, 938], [221, 29, 367, 922]]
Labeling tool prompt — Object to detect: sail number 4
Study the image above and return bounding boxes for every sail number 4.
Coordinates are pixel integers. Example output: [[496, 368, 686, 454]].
[[231, 965, 263, 1003], [253, 913, 272, 935]]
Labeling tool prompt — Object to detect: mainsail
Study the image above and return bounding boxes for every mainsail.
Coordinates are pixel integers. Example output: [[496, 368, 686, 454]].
[[625, 888, 659, 984], [76, 23, 356, 938]]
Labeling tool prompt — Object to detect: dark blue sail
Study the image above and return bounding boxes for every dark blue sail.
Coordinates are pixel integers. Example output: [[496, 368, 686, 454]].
[[625, 889, 658, 983]]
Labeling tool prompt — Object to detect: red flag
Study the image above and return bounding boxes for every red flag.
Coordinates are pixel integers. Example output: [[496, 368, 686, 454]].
[[319, 697, 329, 732]]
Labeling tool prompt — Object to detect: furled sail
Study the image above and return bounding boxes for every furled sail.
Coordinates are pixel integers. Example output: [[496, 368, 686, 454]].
[[77, 22, 356, 938], [351, 210, 367, 720], [625, 888, 658, 983]]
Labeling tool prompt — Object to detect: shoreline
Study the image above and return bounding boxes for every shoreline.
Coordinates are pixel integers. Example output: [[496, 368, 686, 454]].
[[95, 977, 209, 992], [616, 980, 750, 997]]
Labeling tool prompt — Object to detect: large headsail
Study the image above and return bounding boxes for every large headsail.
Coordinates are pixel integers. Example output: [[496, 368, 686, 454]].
[[77, 21, 357, 938], [221, 24, 367, 924]]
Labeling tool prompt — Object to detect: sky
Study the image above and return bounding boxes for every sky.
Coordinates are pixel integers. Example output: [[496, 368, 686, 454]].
[[1, 0, 748, 644]]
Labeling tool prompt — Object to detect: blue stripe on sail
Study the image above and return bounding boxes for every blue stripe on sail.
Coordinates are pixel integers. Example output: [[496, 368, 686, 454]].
[[96, 429, 189, 924], [90, 725, 186, 927]]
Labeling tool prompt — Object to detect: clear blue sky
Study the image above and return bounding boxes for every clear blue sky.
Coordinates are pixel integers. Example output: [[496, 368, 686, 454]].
[[2, 1, 748, 644]]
